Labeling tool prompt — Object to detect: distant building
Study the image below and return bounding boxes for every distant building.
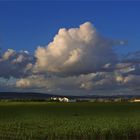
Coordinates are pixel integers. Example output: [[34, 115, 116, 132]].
[[130, 99, 140, 102], [61, 97, 69, 102], [50, 97, 69, 102]]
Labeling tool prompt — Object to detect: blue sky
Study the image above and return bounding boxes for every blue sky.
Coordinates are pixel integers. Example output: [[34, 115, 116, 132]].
[[0, 1, 140, 54]]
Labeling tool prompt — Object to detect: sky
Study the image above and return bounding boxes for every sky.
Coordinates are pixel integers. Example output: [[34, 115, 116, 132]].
[[0, 1, 140, 54], [0, 1, 140, 96]]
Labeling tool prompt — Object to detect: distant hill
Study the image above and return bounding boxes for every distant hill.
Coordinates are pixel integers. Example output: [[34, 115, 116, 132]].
[[0, 92, 140, 100], [0, 92, 88, 100], [0, 92, 60, 100]]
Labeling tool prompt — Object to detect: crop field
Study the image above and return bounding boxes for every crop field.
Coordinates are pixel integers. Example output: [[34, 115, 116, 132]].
[[0, 102, 140, 140]]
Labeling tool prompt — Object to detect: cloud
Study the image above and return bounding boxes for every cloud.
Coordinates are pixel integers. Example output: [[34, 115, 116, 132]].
[[0, 49, 35, 78], [16, 78, 30, 88], [34, 22, 124, 75], [0, 22, 140, 96], [115, 62, 140, 75], [16, 74, 81, 90], [124, 75, 140, 86], [15, 72, 120, 91], [0, 77, 17, 90], [117, 51, 140, 75], [122, 51, 140, 63], [15, 71, 140, 95]]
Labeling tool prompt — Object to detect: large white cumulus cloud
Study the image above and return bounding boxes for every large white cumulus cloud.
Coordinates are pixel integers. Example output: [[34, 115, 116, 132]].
[[1, 21, 140, 95], [34, 22, 124, 75]]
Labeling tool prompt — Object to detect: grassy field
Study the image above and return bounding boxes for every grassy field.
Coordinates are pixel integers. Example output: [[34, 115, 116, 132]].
[[0, 102, 139, 140]]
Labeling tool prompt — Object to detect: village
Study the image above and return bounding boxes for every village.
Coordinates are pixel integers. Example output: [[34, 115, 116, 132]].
[[50, 97, 140, 103]]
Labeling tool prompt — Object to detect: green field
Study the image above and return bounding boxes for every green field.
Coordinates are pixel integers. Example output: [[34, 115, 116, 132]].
[[0, 102, 140, 140]]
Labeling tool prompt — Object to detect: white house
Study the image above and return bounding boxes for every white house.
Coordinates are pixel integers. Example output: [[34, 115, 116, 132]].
[[50, 97, 69, 102]]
